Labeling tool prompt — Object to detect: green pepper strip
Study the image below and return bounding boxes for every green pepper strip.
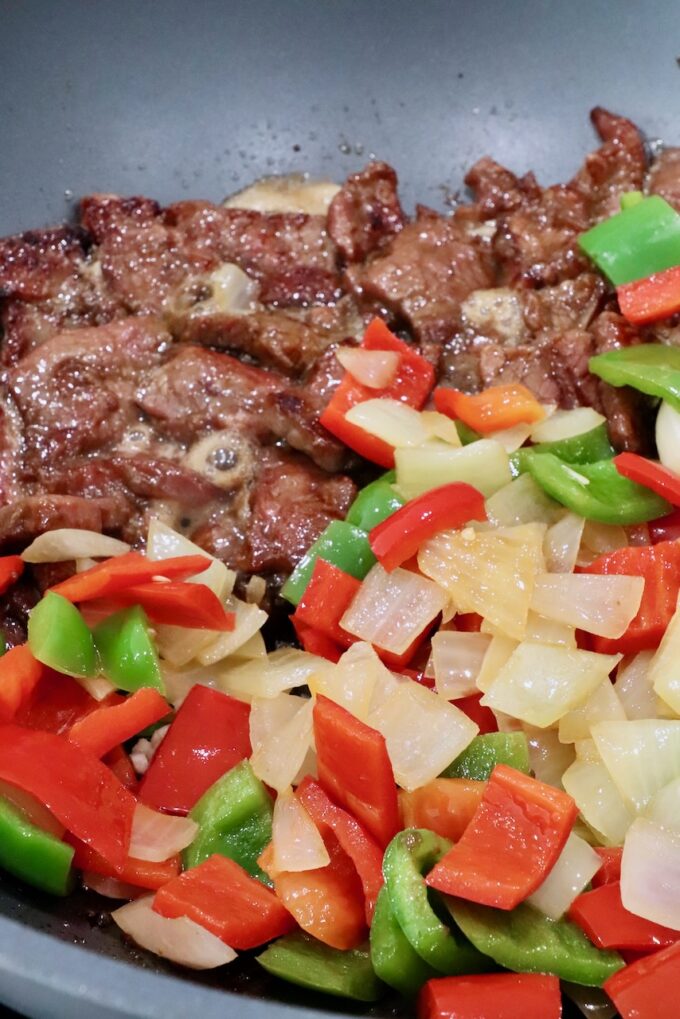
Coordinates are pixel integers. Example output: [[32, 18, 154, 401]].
[[93, 605, 164, 694], [447, 899, 624, 988], [589, 344, 680, 415], [383, 828, 492, 975], [370, 885, 438, 996], [441, 733, 531, 782], [184, 759, 273, 885], [0, 797, 74, 896], [525, 452, 671, 525], [28, 591, 97, 678], [346, 471, 405, 532], [456, 421, 482, 446], [511, 424, 614, 476], [579, 195, 680, 286], [257, 932, 384, 1002], [281, 520, 376, 606]]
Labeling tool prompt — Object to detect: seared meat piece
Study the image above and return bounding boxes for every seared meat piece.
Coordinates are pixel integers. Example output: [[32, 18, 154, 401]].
[[260, 390, 350, 472], [0, 494, 128, 551], [571, 108, 647, 220], [522, 273, 608, 334], [0, 226, 87, 302], [464, 159, 539, 219], [328, 162, 406, 263], [0, 576, 38, 649], [40, 455, 224, 507], [648, 148, 680, 211]]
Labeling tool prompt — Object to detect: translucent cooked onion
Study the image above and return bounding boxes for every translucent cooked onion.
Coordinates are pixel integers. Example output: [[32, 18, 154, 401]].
[[656, 400, 680, 476], [577, 520, 629, 567], [486, 423, 532, 453], [224, 175, 340, 215], [592, 719, 680, 813], [369, 682, 478, 791], [562, 755, 634, 846], [83, 872, 142, 899], [558, 679, 626, 743], [621, 817, 680, 931], [112, 896, 237, 968], [220, 647, 327, 701], [198, 599, 268, 666], [197, 263, 259, 316], [485, 474, 561, 529], [523, 726, 575, 789], [544, 513, 585, 574], [396, 439, 512, 500], [645, 776, 680, 833], [147, 519, 235, 600], [431, 631, 491, 699], [129, 804, 198, 862], [420, 411, 462, 447], [249, 695, 314, 793], [529, 407, 605, 443], [529, 573, 644, 639], [475, 634, 518, 694], [335, 347, 400, 389], [345, 398, 429, 448], [307, 642, 381, 721], [614, 651, 661, 719], [481, 642, 620, 729], [523, 613, 576, 648], [154, 626, 218, 669], [271, 787, 330, 873], [73, 674, 118, 702], [21, 529, 130, 563], [340, 564, 447, 656], [649, 595, 680, 714], [527, 833, 602, 920]]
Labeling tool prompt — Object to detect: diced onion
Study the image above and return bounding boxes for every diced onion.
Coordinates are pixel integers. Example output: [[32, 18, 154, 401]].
[[523, 726, 575, 789], [577, 520, 629, 567], [527, 833, 602, 920], [529, 573, 644, 639], [656, 400, 680, 476], [340, 564, 447, 656], [485, 473, 561, 529], [244, 576, 267, 606], [369, 682, 478, 791], [476, 634, 519, 694], [335, 347, 400, 389], [621, 817, 680, 931], [529, 407, 605, 443], [198, 599, 268, 666], [523, 613, 576, 648], [645, 776, 680, 833], [155, 626, 218, 669], [224, 175, 340, 215], [345, 398, 429, 448], [220, 648, 327, 701], [558, 679, 626, 743], [73, 674, 118, 702], [307, 642, 380, 721], [592, 719, 680, 813], [396, 439, 512, 500], [271, 787, 330, 873], [649, 594, 680, 714], [112, 896, 237, 968], [159, 664, 217, 708], [431, 631, 491, 699], [249, 695, 314, 793], [129, 804, 198, 862], [147, 519, 235, 600], [614, 651, 661, 720], [544, 513, 585, 574], [83, 872, 142, 899], [197, 263, 259, 316], [486, 423, 532, 453], [420, 411, 462, 447], [21, 529, 130, 564], [562, 755, 634, 846]]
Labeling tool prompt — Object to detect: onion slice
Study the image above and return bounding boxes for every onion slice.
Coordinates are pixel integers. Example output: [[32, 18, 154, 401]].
[[335, 347, 400, 389], [345, 398, 429, 447], [271, 787, 330, 873], [529, 573, 644, 639], [431, 631, 491, 699], [621, 817, 680, 931], [129, 804, 198, 862], [21, 529, 130, 563], [527, 832, 601, 920], [112, 895, 237, 968], [250, 695, 314, 793]]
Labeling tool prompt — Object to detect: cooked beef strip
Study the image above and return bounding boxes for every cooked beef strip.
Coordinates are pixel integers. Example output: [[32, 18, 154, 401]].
[[327, 161, 406, 262], [648, 147, 680, 211]]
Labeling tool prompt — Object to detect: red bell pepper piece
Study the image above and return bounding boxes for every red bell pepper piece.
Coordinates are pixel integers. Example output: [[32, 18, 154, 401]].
[[292, 618, 344, 663], [426, 764, 577, 910], [320, 318, 435, 467], [15, 670, 102, 734], [582, 539, 680, 654], [153, 853, 295, 949], [70, 838, 180, 890], [604, 938, 680, 1019], [50, 552, 211, 603], [418, 972, 562, 1019], [617, 265, 680, 325], [313, 694, 400, 848], [592, 846, 623, 888], [400, 778, 486, 843], [0, 724, 135, 867], [369, 482, 487, 572], [91, 580, 235, 631], [0, 555, 23, 595], [451, 693, 498, 734], [0, 645, 43, 722], [454, 612, 484, 632], [650, 507, 680, 544], [568, 881, 680, 951], [68, 687, 170, 759], [139, 686, 251, 815], [296, 776, 384, 923], [434, 383, 545, 434], [103, 745, 138, 790], [615, 452, 680, 506], [291, 560, 360, 646]]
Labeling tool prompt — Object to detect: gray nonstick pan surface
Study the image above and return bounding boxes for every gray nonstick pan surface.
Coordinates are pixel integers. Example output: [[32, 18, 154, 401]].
[[2, 1, 680, 1015]]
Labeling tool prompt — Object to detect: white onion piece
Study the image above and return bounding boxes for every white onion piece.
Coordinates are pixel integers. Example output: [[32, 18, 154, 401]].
[[529, 407, 605, 443], [345, 398, 429, 448], [485, 473, 561, 529], [558, 679, 626, 743], [614, 651, 660, 719], [75, 557, 97, 573], [562, 756, 634, 846], [308, 642, 380, 721], [649, 594, 680, 715], [271, 787, 330, 873], [396, 439, 512, 500], [230, 629, 267, 661], [335, 347, 400, 389], [656, 400, 680, 476], [487, 423, 532, 453], [524, 613, 576, 648], [21, 529, 130, 564], [340, 564, 447, 656], [592, 719, 680, 813], [527, 833, 602, 920], [562, 983, 617, 1019], [244, 576, 267, 607], [476, 634, 519, 694], [529, 573, 643, 639], [224, 175, 340, 215], [645, 776, 680, 833], [250, 695, 314, 792], [481, 642, 619, 728], [129, 804, 198, 862], [431, 631, 491, 699], [112, 896, 237, 968], [155, 626, 218, 669], [198, 599, 268, 666], [147, 519, 235, 600], [83, 872, 142, 899], [221, 648, 327, 701], [621, 817, 680, 930], [367, 663, 411, 716], [544, 513, 585, 574], [73, 674, 117, 702], [160, 664, 218, 708], [574, 738, 600, 763], [420, 411, 462, 447], [577, 520, 629, 567], [369, 682, 478, 791], [198, 263, 259, 316], [523, 726, 575, 789]]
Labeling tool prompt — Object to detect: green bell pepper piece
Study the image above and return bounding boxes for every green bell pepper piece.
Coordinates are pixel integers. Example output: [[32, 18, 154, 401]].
[[579, 195, 680, 286], [28, 591, 97, 678], [620, 190, 644, 211], [93, 605, 164, 693], [0, 630, 6, 656], [383, 829, 492, 975], [257, 932, 384, 1002], [447, 899, 624, 988], [589, 344, 680, 414], [0, 797, 74, 896], [456, 421, 481, 445], [281, 520, 376, 606], [511, 423, 615, 475], [184, 759, 273, 885], [346, 472, 405, 532], [526, 452, 671, 524], [441, 732, 531, 781], [370, 885, 438, 996]]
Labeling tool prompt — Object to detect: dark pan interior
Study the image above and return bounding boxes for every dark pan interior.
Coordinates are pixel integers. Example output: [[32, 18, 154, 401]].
[[2, 0, 680, 1015]]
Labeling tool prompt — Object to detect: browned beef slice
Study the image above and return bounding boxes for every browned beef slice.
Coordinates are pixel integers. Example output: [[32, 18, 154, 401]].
[[260, 390, 350, 473], [0, 577, 38, 648], [328, 162, 406, 262], [589, 311, 654, 453], [40, 455, 224, 506], [0, 226, 87, 302], [648, 148, 680, 211], [0, 495, 127, 551], [521, 273, 608, 334], [80, 194, 162, 240], [464, 159, 540, 218], [570, 108, 647, 220]]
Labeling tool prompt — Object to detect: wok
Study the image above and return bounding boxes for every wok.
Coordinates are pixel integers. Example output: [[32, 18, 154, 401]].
[[1, 0, 680, 1014]]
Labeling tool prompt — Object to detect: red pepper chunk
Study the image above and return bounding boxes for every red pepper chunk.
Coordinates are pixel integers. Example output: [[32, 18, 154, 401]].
[[618, 265, 680, 325], [369, 482, 486, 572], [291, 560, 361, 646], [15, 670, 101, 734], [592, 846, 623, 887], [139, 686, 251, 815], [0, 724, 135, 867], [568, 881, 680, 952], [434, 383, 545, 434], [0, 555, 23, 595], [320, 318, 435, 468], [292, 619, 344, 663], [0, 645, 43, 722], [100, 580, 234, 630], [313, 695, 400, 848], [426, 764, 577, 910], [68, 687, 170, 759], [614, 452, 680, 506], [153, 854, 295, 949], [604, 938, 680, 1019], [70, 839, 180, 891], [418, 972, 562, 1019], [50, 552, 211, 603]]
